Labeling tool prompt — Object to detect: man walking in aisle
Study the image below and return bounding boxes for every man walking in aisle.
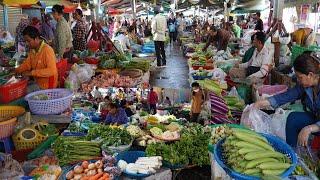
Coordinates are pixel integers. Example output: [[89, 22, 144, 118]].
[[151, 6, 167, 67]]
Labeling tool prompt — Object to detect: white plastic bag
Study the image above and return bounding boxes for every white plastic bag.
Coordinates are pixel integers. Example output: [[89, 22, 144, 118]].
[[211, 68, 226, 82], [270, 108, 287, 140], [65, 71, 79, 91], [240, 105, 272, 134]]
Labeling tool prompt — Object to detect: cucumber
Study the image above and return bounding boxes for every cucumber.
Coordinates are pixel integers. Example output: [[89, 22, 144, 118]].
[[258, 162, 291, 170], [245, 151, 284, 161], [262, 169, 286, 176], [234, 141, 265, 150], [232, 128, 268, 143], [243, 168, 261, 175], [238, 147, 263, 155], [233, 131, 274, 151]]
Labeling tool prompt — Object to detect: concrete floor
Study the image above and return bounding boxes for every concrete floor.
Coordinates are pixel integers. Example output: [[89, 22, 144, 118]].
[[149, 45, 190, 89]]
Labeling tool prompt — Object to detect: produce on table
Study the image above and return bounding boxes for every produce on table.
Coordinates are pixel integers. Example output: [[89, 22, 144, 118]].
[[101, 151, 122, 178], [146, 114, 177, 125], [99, 53, 127, 69], [146, 124, 210, 166], [224, 96, 245, 111], [29, 165, 62, 180], [126, 125, 143, 138], [192, 69, 210, 77], [65, 159, 110, 180], [86, 124, 133, 149], [139, 111, 148, 117], [52, 136, 101, 166], [24, 155, 58, 167], [166, 122, 182, 132], [32, 94, 50, 100], [117, 156, 162, 175], [221, 128, 292, 177], [123, 60, 150, 72], [67, 122, 86, 133], [210, 125, 233, 144], [149, 127, 163, 137], [37, 124, 58, 136], [197, 79, 223, 95], [135, 135, 159, 147], [81, 70, 134, 93]]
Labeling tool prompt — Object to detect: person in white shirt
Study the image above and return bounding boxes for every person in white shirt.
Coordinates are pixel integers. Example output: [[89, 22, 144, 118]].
[[151, 6, 167, 67], [113, 27, 131, 53], [229, 32, 273, 84]]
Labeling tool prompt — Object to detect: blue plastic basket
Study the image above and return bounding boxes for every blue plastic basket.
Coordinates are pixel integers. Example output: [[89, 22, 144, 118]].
[[25, 89, 73, 115], [192, 75, 213, 80], [115, 151, 151, 179], [214, 133, 297, 180]]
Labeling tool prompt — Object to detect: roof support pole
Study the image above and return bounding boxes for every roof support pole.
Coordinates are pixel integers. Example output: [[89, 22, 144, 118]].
[[131, 0, 136, 20], [3, 5, 8, 31]]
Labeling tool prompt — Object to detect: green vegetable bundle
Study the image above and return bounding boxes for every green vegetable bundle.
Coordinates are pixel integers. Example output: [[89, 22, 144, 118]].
[[86, 124, 133, 147], [222, 128, 292, 177], [146, 123, 210, 167], [52, 136, 101, 166], [124, 60, 150, 72]]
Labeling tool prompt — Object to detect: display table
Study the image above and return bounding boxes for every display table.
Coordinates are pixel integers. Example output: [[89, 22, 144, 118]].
[[18, 114, 71, 124], [119, 168, 172, 180]]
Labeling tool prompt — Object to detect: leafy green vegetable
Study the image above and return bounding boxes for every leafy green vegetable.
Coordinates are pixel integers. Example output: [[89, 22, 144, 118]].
[[146, 123, 210, 167], [86, 124, 133, 147], [37, 124, 57, 136]]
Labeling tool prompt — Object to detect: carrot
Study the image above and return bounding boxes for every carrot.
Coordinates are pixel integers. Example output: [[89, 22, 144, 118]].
[[98, 173, 110, 180], [89, 172, 104, 180]]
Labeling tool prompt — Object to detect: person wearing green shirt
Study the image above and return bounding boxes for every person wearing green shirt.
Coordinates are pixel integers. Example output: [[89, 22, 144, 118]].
[[242, 34, 255, 63], [232, 22, 242, 39]]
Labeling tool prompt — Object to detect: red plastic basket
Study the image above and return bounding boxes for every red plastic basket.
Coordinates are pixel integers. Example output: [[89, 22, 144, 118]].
[[0, 79, 28, 104], [56, 59, 68, 88], [192, 65, 214, 70]]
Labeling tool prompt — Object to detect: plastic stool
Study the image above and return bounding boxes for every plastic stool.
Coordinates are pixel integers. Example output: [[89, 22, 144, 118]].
[[0, 137, 14, 153]]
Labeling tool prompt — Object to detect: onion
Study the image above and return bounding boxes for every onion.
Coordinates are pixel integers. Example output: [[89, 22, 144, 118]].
[[74, 165, 84, 174], [73, 174, 82, 180], [88, 163, 96, 170], [95, 160, 103, 169], [97, 168, 103, 173], [87, 169, 97, 176], [84, 169, 89, 174], [82, 161, 89, 169], [66, 170, 74, 179]]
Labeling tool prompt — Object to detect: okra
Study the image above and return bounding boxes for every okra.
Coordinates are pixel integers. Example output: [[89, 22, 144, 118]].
[[258, 162, 291, 170], [243, 168, 261, 175], [262, 169, 286, 176], [246, 158, 278, 169], [244, 151, 284, 161]]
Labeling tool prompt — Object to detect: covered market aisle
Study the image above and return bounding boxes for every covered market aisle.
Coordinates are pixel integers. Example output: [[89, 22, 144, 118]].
[[1, 0, 320, 179]]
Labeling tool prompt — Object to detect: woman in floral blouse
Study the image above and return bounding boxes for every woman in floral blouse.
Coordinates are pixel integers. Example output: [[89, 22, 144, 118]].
[[72, 9, 87, 51]]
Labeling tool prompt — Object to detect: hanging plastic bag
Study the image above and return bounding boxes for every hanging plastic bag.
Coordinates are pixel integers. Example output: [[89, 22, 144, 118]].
[[270, 108, 287, 140], [240, 105, 272, 134], [211, 68, 226, 83], [228, 86, 240, 97], [64, 71, 80, 91]]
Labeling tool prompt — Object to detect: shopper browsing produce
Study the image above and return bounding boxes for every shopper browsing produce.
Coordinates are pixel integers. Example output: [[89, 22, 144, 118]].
[[202, 25, 231, 51], [105, 102, 128, 125], [254, 52, 320, 147], [148, 87, 158, 115], [190, 82, 204, 124], [15, 26, 58, 90]]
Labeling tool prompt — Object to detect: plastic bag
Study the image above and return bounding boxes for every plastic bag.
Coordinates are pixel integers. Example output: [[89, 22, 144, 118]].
[[270, 108, 287, 140], [228, 86, 240, 97], [212, 68, 226, 82], [240, 105, 272, 134], [64, 71, 79, 91]]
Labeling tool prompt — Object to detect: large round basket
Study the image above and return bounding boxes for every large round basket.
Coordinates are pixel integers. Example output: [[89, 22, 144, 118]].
[[25, 89, 73, 115], [0, 105, 25, 122], [214, 133, 297, 180]]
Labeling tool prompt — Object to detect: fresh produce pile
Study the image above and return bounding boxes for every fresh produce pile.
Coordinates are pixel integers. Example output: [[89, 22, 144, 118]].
[[81, 70, 134, 93], [118, 156, 162, 175], [123, 60, 150, 72], [126, 125, 143, 138], [99, 53, 127, 69], [150, 126, 180, 141], [86, 124, 133, 149], [221, 128, 292, 177], [52, 136, 101, 166], [146, 124, 210, 167], [224, 96, 245, 111], [197, 79, 223, 95], [32, 94, 50, 100], [29, 165, 62, 180], [210, 125, 233, 144]]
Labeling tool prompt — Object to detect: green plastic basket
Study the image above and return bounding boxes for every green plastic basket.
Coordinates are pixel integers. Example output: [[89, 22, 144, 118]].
[[291, 45, 320, 65]]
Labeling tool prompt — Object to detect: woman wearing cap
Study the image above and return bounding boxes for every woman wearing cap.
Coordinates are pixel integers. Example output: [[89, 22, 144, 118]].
[[254, 52, 320, 147], [52, 4, 73, 60]]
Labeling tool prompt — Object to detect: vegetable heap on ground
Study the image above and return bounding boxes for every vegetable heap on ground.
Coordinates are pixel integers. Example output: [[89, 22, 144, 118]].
[[222, 128, 292, 177], [86, 124, 133, 149], [145, 124, 210, 167], [52, 136, 101, 166]]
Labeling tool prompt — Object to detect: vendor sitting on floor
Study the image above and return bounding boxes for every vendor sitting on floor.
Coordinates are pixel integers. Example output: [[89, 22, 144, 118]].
[[229, 32, 272, 84], [254, 52, 320, 147], [105, 102, 128, 125], [15, 26, 58, 90]]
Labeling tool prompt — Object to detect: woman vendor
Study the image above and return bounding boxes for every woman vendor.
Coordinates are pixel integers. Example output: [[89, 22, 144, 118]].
[[190, 82, 204, 124], [15, 26, 58, 91], [105, 102, 128, 125], [254, 52, 320, 147], [127, 26, 143, 53], [291, 28, 316, 47]]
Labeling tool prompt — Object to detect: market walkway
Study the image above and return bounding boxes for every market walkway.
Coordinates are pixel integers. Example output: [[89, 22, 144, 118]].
[[149, 45, 190, 89]]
